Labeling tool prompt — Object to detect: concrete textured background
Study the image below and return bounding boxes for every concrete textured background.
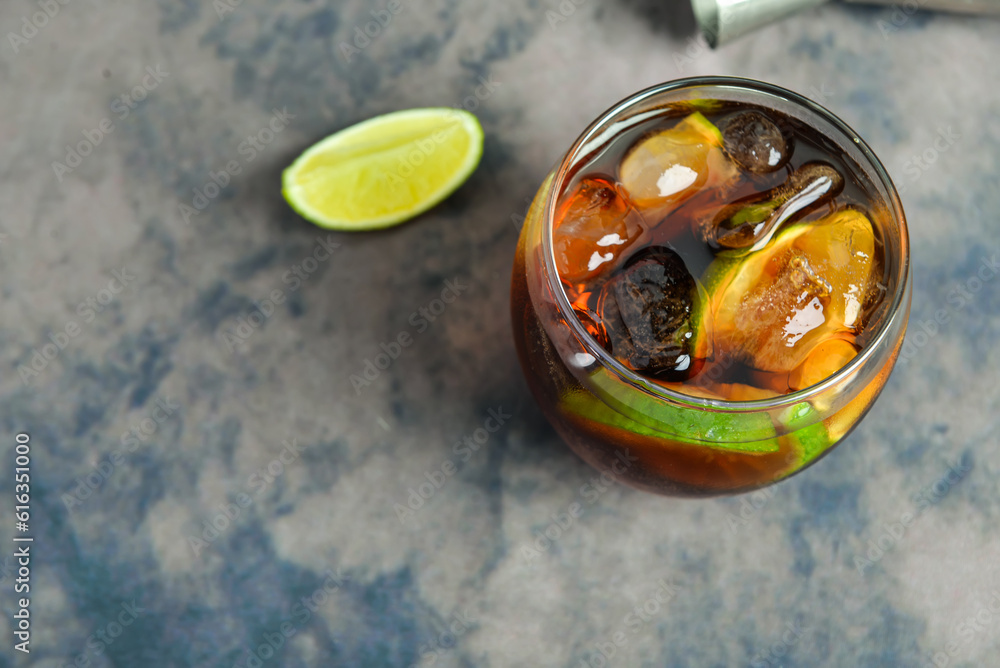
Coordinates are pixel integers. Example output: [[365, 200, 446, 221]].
[[0, 0, 998, 666]]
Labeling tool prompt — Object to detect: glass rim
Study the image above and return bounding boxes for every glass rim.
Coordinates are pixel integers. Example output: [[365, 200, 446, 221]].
[[541, 76, 911, 412]]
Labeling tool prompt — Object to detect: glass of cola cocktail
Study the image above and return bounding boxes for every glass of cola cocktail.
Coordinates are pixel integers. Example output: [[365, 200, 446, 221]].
[[511, 77, 911, 496]]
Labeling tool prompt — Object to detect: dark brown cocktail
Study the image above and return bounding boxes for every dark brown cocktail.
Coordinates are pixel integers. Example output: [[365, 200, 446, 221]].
[[511, 78, 910, 496]]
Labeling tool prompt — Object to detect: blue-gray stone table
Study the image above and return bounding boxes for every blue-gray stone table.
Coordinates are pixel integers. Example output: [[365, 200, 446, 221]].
[[1, 1, 997, 666]]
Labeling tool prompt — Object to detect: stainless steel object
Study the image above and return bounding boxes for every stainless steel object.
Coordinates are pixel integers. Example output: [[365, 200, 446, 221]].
[[844, 0, 1000, 10], [692, 0, 827, 48], [692, 0, 1000, 48]]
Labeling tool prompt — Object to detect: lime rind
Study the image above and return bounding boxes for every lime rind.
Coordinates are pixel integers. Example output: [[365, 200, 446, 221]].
[[779, 401, 831, 465], [679, 99, 728, 118], [560, 374, 833, 461], [562, 369, 780, 454], [680, 111, 724, 146], [561, 388, 780, 454], [282, 107, 484, 231]]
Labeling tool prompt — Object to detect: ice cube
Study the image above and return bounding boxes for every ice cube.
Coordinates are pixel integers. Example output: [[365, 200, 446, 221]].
[[598, 246, 707, 380], [619, 113, 738, 216], [721, 110, 791, 174], [704, 209, 875, 374], [711, 162, 844, 252], [553, 177, 645, 284]]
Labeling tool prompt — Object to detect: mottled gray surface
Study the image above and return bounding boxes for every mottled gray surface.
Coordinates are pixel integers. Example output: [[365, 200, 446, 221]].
[[0, 1, 998, 666]]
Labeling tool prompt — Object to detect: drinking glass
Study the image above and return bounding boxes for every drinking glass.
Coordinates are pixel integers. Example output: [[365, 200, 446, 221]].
[[510, 77, 911, 496]]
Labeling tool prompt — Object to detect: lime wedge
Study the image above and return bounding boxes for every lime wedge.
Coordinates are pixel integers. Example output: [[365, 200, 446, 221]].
[[561, 369, 779, 454], [282, 108, 484, 230], [779, 401, 831, 466], [696, 209, 874, 374], [681, 111, 725, 145], [561, 371, 834, 462]]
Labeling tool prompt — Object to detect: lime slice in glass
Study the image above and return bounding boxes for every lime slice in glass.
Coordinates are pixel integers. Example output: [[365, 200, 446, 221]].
[[561, 369, 780, 454]]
